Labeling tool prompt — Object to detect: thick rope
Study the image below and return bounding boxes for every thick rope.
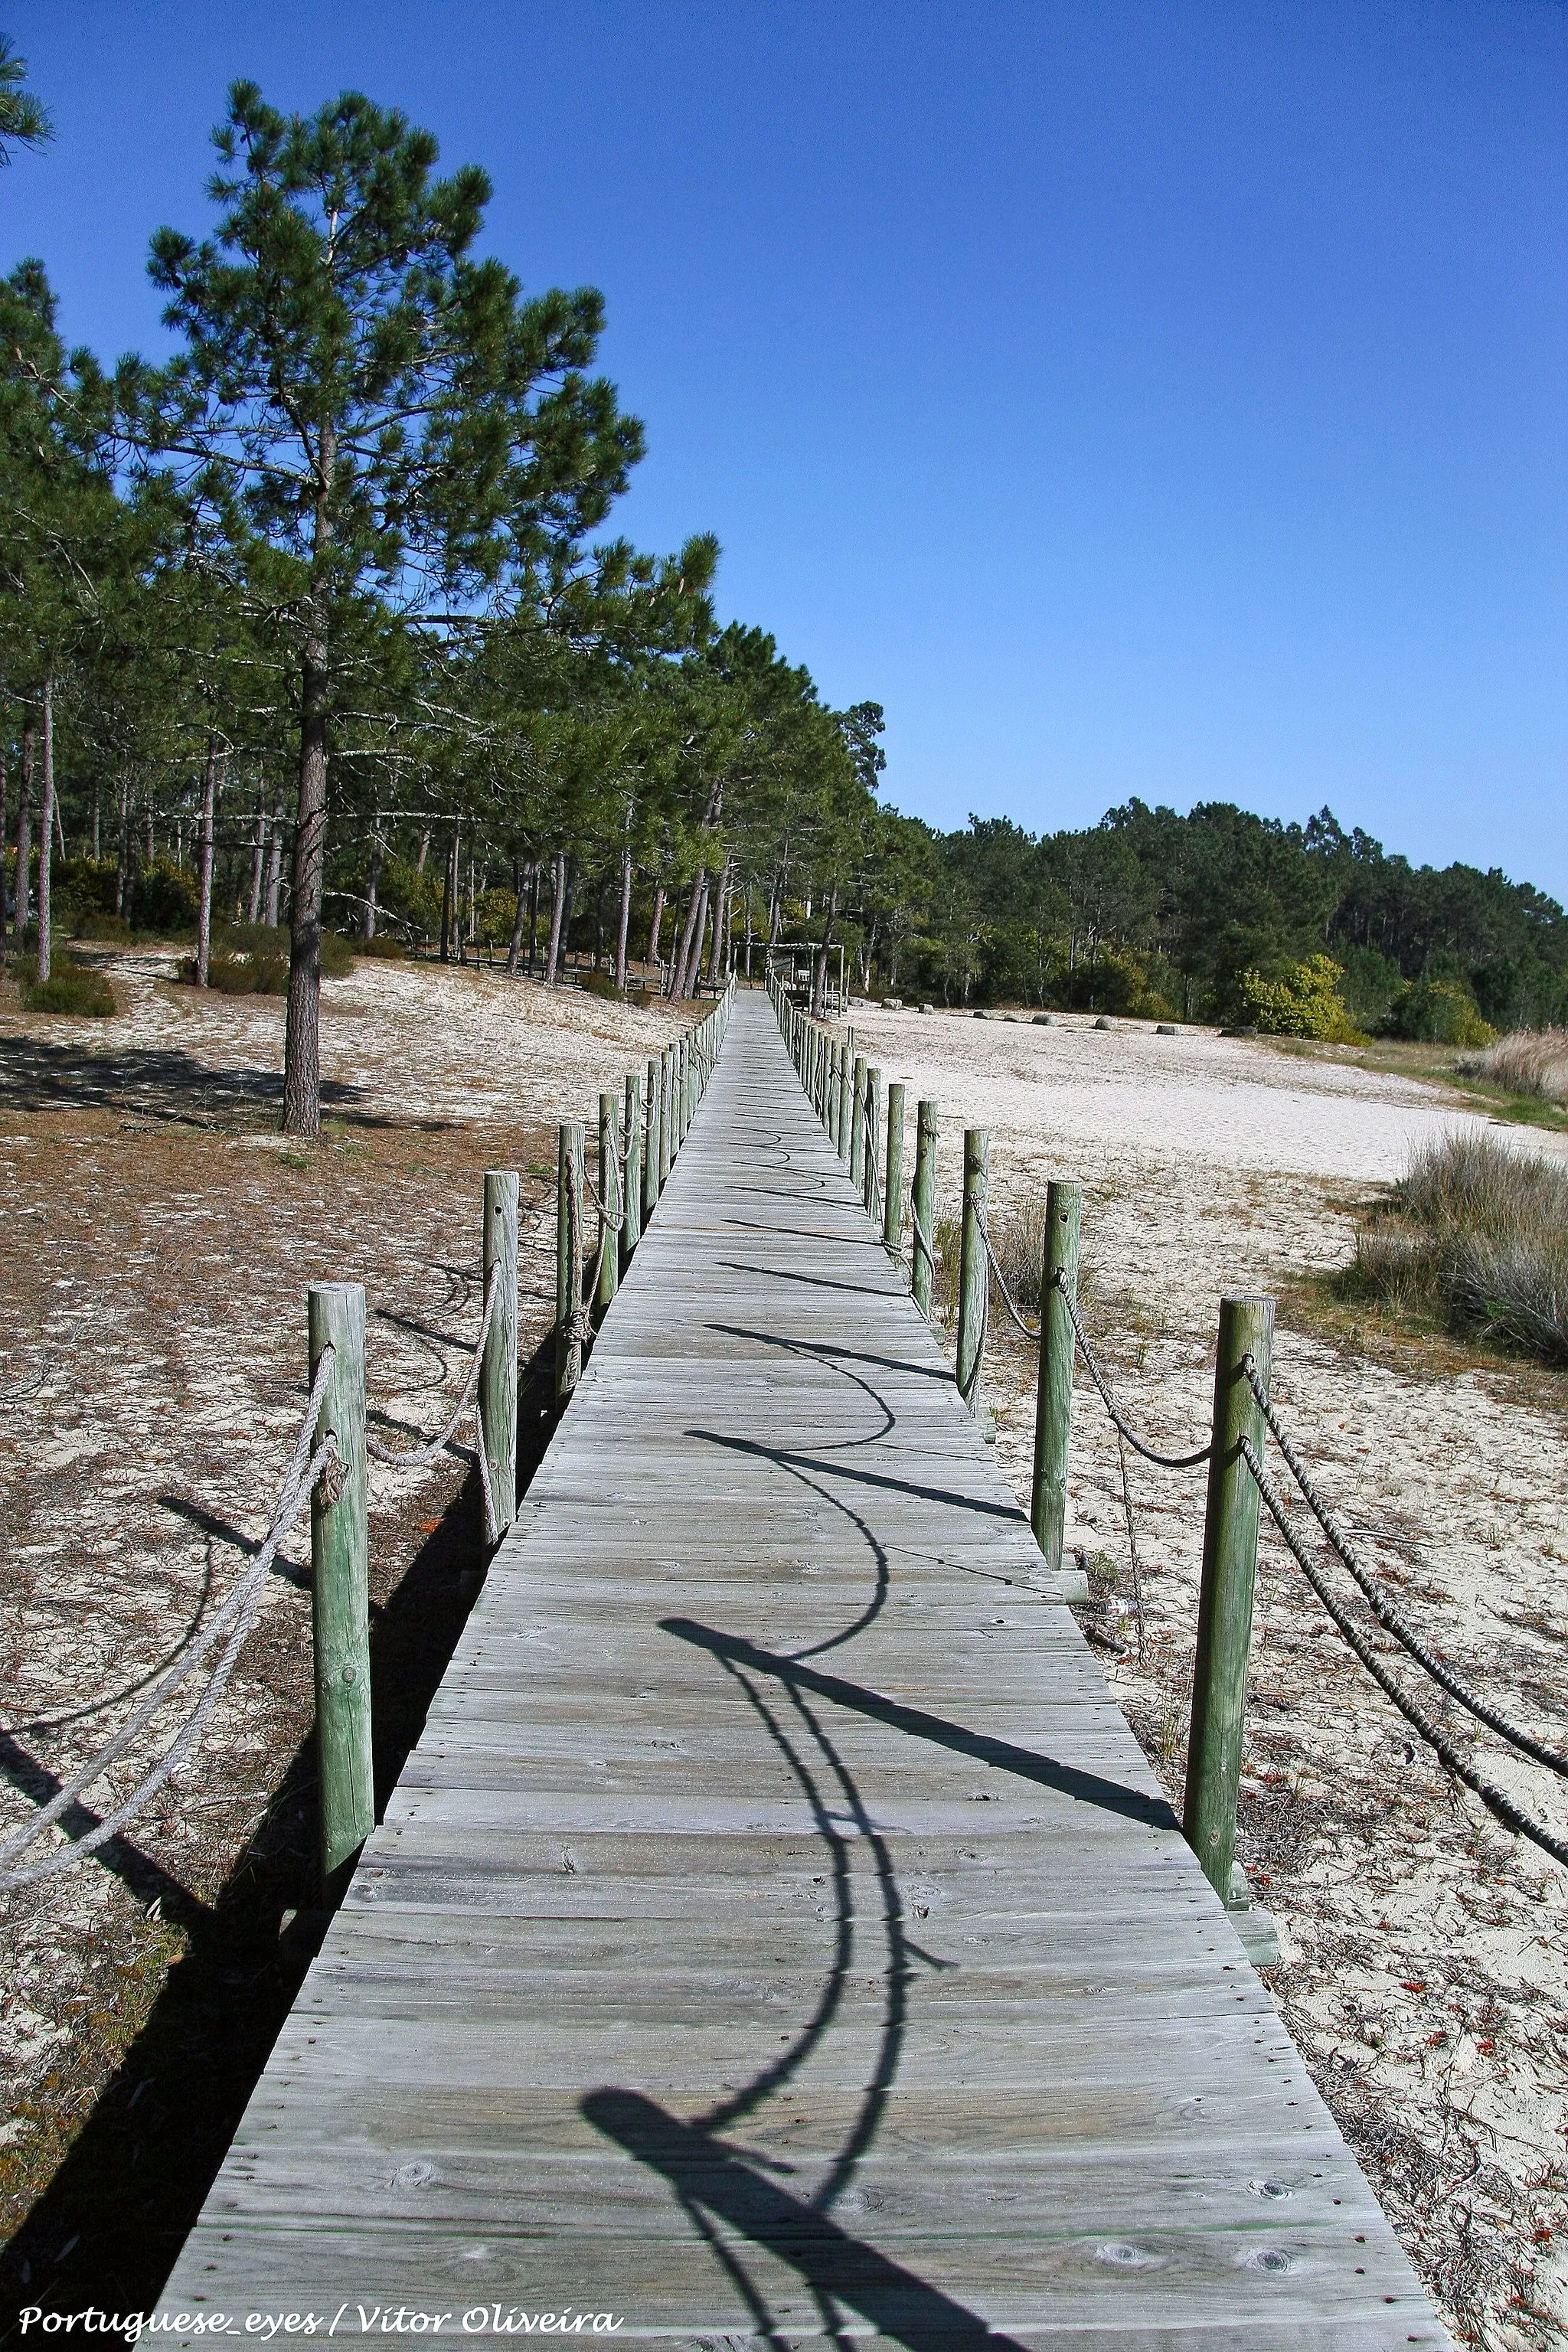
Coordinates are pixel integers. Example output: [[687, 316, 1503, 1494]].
[[1240, 1437, 1568, 1868], [366, 1263, 501, 1475], [1054, 1274, 1213, 1470], [1243, 1359, 1568, 1780], [975, 1206, 1042, 1340], [0, 1353, 340, 1890]]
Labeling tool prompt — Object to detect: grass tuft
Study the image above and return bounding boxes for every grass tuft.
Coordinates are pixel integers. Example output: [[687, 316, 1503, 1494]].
[[21, 962, 117, 1018], [1455, 1028, 1568, 1107], [1344, 1131, 1568, 1363]]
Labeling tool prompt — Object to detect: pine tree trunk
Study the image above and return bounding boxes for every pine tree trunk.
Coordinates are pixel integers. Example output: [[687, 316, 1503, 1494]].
[[544, 850, 567, 983], [528, 861, 540, 969], [439, 831, 456, 962], [671, 872, 707, 1001], [15, 715, 34, 948], [91, 780, 100, 863], [707, 861, 727, 985], [507, 861, 527, 975], [283, 642, 328, 1138], [559, 858, 578, 977], [35, 681, 53, 984], [615, 845, 632, 991], [810, 883, 839, 1019], [647, 880, 665, 980], [0, 729, 8, 952], [744, 882, 753, 978], [195, 729, 218, 986], [416, 829, 430, 875], [114, 772, 128, 918], [263, 784, 284, 926], [364, 818, 383, 939]]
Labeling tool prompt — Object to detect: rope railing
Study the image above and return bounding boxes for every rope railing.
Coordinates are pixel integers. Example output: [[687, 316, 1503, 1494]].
[[1238, 1359, 1568, 1789], [1240, 1433, 1568, 1868], [366, 1263, 502, 1544], [2, 985, 737, 1907], [0, 1351, 340, 1892], [1055, 1273, 1213, 1471], [766, 971, 1566, 1916]]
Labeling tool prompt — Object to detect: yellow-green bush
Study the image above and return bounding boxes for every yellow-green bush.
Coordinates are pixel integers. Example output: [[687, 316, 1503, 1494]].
[[1236, 955, 1363, 1041], [1389, 978, 1494, 1048]]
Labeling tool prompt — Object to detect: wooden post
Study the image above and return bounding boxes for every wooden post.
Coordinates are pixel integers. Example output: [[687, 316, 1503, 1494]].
[[1184, 1294, 1275, 1905], [850, 1056, 867, 1187], [597, 1092, 620, 1311], [835, 1045, 851, 1162], [308, 1282, 373, 1898], [554, 1121, 584, 1405], [622, 1071, 643, 1270], [863, 1066, 880, 1218], [481, 1171, 518, 1539], [912, 1100, 937, 1316], [658, 1050, 673, 1187], [643, 1056, 660, 1217], [956, 1128, 988, 1415], [883, 1081, 905, 1259], [1030, 1180, 1081, 1570]]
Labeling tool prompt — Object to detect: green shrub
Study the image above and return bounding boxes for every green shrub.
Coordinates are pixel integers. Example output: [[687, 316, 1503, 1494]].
[[185, 951, 289, 995], [353, 931, 407, 959], [1236, 955, 1363, 1041], [1387, 978, 1494, 1048], [578, 970, 623, 1001], [128, 859, 198, 936], [23, 962, 117, 1018]]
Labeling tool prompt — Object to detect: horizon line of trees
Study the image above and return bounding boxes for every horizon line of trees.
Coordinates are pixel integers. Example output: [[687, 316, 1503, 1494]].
[[3, 53, 1563, 1116]]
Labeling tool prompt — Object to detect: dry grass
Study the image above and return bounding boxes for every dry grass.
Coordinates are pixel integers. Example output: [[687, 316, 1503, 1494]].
[[932, 1195, 1050, 1325], [1348, 1132, 1568, 1363], [1456, 1028, 1568, 1106]]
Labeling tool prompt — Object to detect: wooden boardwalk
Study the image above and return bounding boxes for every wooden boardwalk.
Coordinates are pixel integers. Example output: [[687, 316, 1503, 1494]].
[[160, 993, 1449, 2347]]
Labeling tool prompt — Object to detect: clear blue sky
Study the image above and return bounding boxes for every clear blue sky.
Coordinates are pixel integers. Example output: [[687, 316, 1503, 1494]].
[[5, 2, 1566, 893]]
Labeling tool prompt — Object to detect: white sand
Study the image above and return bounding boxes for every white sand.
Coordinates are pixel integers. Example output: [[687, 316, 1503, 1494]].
[[848, 1002, 1568, 2345]]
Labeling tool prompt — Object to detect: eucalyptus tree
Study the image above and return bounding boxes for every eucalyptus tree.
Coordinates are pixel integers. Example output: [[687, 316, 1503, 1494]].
[[122, 81, 645, 1133]]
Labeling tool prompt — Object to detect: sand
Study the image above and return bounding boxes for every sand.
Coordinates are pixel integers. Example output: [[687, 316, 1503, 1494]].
[[2, 967, 1564, 2342], [849, 1001, 1568, 2348]]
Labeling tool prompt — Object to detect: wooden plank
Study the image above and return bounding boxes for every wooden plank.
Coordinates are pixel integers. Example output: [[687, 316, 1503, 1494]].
[[155, 992, 1449, 2348]]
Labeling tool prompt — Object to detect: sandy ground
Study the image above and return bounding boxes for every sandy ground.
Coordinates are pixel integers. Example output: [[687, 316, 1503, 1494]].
[[849, 1001, 1568, 2350], [0, 949, 688, 2305], [2, 969, 1565, 2344]]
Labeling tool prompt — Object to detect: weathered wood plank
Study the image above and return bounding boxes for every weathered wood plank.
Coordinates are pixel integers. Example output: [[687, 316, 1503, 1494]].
[[155, 993, 1449, 2348]]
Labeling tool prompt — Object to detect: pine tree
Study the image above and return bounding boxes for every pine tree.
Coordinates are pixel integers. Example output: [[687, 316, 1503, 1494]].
[[126, 83, 645, 1133]]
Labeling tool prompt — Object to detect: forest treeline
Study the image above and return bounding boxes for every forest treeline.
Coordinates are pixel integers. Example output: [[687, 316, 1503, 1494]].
[[2, 60, 1562, 1130]]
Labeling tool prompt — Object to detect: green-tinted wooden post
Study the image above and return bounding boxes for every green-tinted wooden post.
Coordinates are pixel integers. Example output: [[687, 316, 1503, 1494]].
[[850, 1056, 867, 1187], [622, 1072, 643, 1270], [863, 1067, 880, 1219], [643, 1056, 661, 1217], [554, 1121, 584, 1405], [597, 1092, 621, 1311], [308, 1281, 373, 1899], [883, 1082, 906, 1259], [912, 1100, 938, 1316], [1030, 1180, 1081, 1570], [658, 1049, 673, 1187], [956, 1127, 988, 1416], [481, 1171, 518, 1539], [1184, 1294, 1276, 1905]]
